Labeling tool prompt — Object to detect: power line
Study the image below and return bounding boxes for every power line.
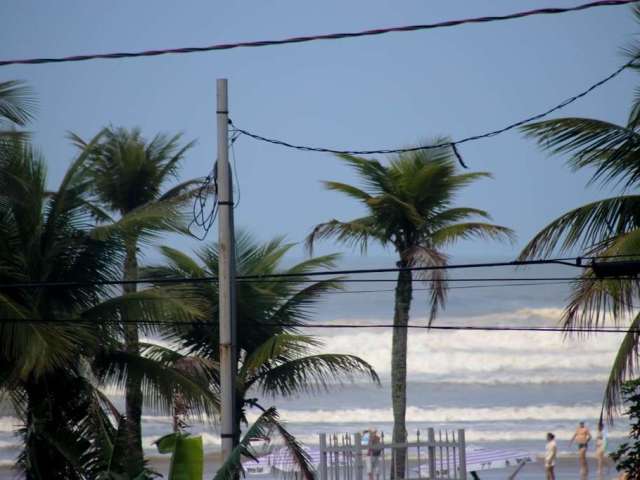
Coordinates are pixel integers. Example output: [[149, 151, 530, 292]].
[[235, 276, 627, 284], [237, 257, 590, 280], [1, 254, 638, 289], [137, 281, 579, 300], [229, 58, 634, 161], [0, 0, 636, 68], [1, 316, 639, 334]]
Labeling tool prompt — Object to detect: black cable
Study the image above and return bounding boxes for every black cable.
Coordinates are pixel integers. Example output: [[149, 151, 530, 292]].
[[231, 131, 241, 209], [2, 317, 639, 334], [0, 0, 636, 67], [229, 58, 634, 163], [188, 165, 218, 241], [236, 257, 588, 280], [1, 254, 639, 289], [150, 281, 578, 300]]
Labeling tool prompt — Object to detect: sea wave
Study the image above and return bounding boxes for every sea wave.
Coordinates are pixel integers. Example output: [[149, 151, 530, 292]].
[[0, 418, 20, 434], [308, 315, 621, 382], [249, 404, 602, 424]]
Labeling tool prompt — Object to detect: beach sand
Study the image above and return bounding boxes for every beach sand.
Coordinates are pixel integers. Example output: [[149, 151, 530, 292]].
[[0, 454, 621, 479]]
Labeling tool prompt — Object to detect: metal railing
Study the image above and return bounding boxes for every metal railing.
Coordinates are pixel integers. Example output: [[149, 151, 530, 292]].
[[318, 429, 466, 480]]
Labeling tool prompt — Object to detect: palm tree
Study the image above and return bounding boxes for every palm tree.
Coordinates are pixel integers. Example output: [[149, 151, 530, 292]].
[[516, 8, 640, 419], [307, 148, 513, 478], [143, 233, 380, 446], [0, 134, 123, 478], [74, 126, 200, 475], [518, 84, 640, 418], [0, 136, 218, 479]]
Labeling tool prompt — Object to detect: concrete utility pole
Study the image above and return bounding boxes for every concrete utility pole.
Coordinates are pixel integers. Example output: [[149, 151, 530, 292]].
[[216, 78, 237, 462]]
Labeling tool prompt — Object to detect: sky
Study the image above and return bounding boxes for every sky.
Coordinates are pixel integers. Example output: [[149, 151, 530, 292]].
[[1, 0, 638, 265]]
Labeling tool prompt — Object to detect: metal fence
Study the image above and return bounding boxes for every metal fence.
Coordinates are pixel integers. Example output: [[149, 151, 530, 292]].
[[318, 429, 466, 480]]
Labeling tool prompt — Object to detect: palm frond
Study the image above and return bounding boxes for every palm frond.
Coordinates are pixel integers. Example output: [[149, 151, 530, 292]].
[[431, 222, 515, 248], [335, 153, 390, 194], [240, 334, 321, 380], [93, 349, 219, 421], [429, 207, 493, 225], [306, 217, 383, 255], [251, 352, 380, 396], [561, 228, 640, 330], [518, 195, 640, 259], [214, 406, 314, 480], [522, 118, 640, 189], [268, 278, 343, 325], [404, 246, 448, 324], [322, 181, 372, 202], [0, 80, 36, 126], [91, 198, 189, 243], [601, 311, 640, 421], [283, 253, 341, 276]]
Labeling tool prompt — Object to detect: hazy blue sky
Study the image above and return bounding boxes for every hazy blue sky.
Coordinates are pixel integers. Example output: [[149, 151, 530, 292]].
[[1, 0, 638, 264]]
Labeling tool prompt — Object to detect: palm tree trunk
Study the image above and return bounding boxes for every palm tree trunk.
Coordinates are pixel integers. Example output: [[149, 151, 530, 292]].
[[123, 239, 144, 476], [391, 263, 412, 480]]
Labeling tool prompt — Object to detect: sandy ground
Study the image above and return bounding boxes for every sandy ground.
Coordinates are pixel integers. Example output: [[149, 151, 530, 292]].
[[0, 454, 624, 479]]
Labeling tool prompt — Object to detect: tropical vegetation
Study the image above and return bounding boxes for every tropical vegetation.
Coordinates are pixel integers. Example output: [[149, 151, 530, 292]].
[[71, 126, 201, 477], [307, 149, 513, 478], [518, 20, 640, 417], [610, 378, 640, 479], [144, 233, 380, 477], [0, 80, 380, 478]]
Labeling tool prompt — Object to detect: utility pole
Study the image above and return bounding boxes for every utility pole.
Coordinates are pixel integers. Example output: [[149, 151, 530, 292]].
[[217, 78, 237, 462]]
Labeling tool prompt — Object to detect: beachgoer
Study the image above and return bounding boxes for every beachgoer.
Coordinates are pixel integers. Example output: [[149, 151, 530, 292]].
[[362, 429, 371, 476], [545, 432, 557, 480], [366, 427, 382, 480], [569, 421, 592, 479], [595, 421, 608, 479]]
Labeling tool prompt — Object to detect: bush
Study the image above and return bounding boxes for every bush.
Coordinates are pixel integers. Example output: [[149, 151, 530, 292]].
[[611, 378, 640, 479]]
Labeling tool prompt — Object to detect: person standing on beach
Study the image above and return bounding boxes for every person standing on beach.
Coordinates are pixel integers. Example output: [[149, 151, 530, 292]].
[[366, 427, 382, 480], [570, 421, 592, 479], [545, 433, 557, 480], [595, 422, 608, 479], [362, 429, 371, 477]]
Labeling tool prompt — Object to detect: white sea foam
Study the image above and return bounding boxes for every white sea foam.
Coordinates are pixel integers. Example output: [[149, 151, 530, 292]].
[[0, 417, 20, 433], [308, 309, 622, 383], [248, 404, 602, 424]]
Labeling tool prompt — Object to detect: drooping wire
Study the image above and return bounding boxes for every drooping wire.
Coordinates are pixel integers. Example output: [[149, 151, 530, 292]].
[[188, 163, 218, 241], [231, 130, 242, 209], [229, 58, 635, 166], [0, 0, 636, 67], [188, 131, 240, 239]]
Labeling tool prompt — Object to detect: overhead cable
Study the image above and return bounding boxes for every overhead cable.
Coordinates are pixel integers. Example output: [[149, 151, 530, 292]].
[[0, 254, 638, 289], [0, 0, 636, 67], [1, 317, 639, 334], [229, 58, 634, 162]]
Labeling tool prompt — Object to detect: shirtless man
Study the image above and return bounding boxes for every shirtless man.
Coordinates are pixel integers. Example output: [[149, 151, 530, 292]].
[[570, 421, 592, 479]]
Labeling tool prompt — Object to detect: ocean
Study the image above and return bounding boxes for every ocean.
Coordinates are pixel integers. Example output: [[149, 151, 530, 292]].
[[0, 264, 632, 478]]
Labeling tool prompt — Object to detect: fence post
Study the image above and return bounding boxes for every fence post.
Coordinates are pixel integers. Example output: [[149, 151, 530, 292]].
[[354, 432, 363, 480], [320, 433, 328, 480], [457, 429, 466, 480], [427, 428, 436, 479]]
